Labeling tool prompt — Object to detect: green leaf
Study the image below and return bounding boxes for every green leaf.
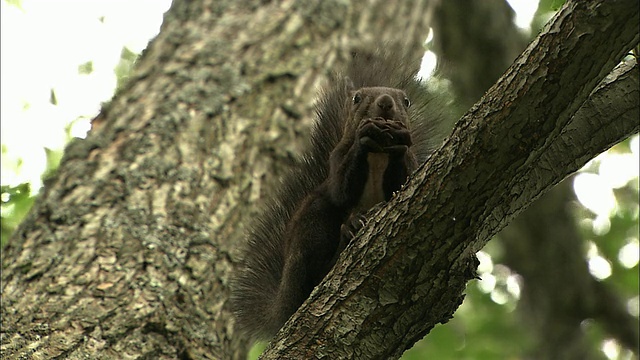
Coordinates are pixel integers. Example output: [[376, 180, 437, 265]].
[[114, 46, 139, 91], [42, 147, 63, 181], [1, 183, 35, 247], [121, 46, 137, 62], [78, 61, 94, 75], [50, 88, 58, 105], [538, 0, 565, 12], [247, 342, 267, 360], [5, 0, 23, 10]]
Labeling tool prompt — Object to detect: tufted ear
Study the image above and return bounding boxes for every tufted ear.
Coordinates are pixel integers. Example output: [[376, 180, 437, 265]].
[[344, 76, 355, 92]]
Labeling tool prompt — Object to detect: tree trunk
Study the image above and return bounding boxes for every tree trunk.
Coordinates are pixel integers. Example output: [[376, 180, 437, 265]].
[[431, 0, 529, 114], [1, 0, 434, 359], [1, 0, 638, 359]]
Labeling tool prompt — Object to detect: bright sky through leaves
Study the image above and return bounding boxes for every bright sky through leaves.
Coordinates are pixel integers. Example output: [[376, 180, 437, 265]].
[[1, 0, 637, 223], [1, 0, 171, 189]]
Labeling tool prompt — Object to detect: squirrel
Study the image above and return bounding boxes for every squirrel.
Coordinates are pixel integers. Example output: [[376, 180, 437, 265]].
[[231, 51, 443, 341]]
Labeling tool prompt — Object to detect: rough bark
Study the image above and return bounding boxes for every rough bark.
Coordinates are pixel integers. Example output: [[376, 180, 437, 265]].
[[263, 0, 639, 358], [0, 0, 434, 359], [432, 2, 639, 356]]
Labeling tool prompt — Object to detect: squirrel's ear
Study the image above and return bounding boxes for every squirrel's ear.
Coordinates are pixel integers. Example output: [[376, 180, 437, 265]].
[[344, 77, 355, 92]]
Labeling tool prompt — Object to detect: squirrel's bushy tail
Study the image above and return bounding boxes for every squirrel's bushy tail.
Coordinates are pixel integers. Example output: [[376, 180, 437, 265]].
[[230, 157, 330, 339], [230, 76, 348, 340]]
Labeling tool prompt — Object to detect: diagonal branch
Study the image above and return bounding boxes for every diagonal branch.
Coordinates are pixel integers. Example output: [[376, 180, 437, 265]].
[[262, 0, 639, 358], [502, 58, 639, 358], [508, 58, 639, 215]]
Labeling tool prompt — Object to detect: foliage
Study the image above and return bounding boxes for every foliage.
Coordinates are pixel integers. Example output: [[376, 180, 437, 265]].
[[402, 285, 532, 359], [115, 47, 138, 91], [1, 35, 141, 246], [1, 183, 35, 247], [5, 0, 22, 10], [1, 145, 62, 245]]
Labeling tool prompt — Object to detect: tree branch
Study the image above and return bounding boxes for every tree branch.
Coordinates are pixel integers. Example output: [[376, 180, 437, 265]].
[[434, 1, 638, 355], [263, 0, 639, 358], [502, 58, 639, 358], [511, 58, 639, 211]]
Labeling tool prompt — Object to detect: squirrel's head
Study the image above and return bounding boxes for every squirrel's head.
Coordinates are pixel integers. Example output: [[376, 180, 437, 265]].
[[344, 86, 411, 134], [350, 87, 411, 121]]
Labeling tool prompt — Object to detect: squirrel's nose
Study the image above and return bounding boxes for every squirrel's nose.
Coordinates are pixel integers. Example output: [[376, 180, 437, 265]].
[[376, 94, 395, 111]]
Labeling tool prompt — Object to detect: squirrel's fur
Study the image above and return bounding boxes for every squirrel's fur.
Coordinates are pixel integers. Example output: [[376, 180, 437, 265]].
[[231, 51, 444, 341]]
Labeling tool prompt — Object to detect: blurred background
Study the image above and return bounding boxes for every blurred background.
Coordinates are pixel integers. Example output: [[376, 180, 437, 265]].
[[1, 1, 637, 359]]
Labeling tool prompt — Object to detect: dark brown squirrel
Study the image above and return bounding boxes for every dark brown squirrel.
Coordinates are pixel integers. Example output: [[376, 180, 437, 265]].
[[231, 52, 443, 341]]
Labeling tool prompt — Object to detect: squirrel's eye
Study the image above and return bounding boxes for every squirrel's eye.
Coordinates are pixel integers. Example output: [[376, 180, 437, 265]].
[[403, 97, 411, 108], [352, 93, 362, 105]]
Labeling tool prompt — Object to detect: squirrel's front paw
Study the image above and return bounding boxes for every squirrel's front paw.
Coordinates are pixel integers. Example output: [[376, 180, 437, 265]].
[[357, 118, 412, 153], [340, 212, 368, 245]]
